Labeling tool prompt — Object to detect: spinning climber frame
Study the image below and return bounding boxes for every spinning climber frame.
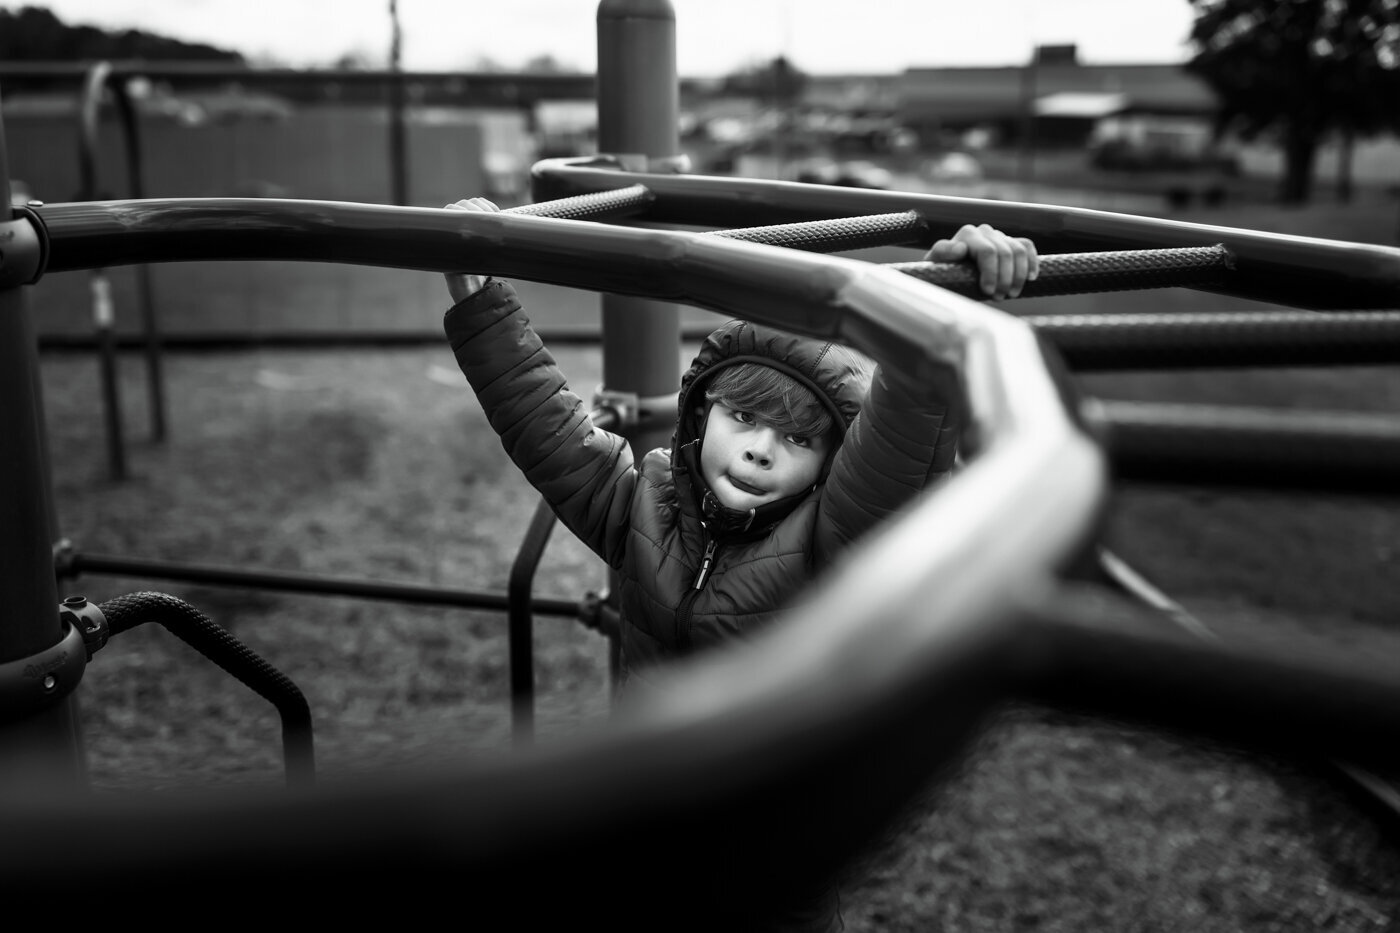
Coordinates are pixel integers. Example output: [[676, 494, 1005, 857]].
[[4, 4, 1400, 924], [3, 149, 1400, 921]]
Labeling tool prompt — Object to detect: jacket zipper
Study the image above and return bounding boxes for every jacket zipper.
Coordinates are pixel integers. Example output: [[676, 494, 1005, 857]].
[[676, 528, 718, 649]]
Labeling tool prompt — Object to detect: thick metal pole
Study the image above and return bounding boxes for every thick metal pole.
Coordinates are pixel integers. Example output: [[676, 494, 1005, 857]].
[[0, 100, 87, 790], [596, 0, 681, 457]]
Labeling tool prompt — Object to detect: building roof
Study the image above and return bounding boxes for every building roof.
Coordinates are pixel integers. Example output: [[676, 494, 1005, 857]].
[[899, 63, 1217, 123]]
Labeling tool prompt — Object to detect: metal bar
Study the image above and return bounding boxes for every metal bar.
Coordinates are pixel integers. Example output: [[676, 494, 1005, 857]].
[[3, 131, 1108, 918], [58, 549, 583, 618], [594, 0, 682, 460], [109, 70, 167, 443], [1018, 583, 1400, 774], [890, 245, 1233, 298], [1093, 549, 1400, 837], [99, 591, 315, 786], [76, 63, 127, 481], [507, 500, 557, 746], [529, 158, 1400, 310], [505, 407, 618, 744], [707, 211, 928, 252], [0, 100, 86, 791], [1089, 400, 1400, 496], [1027, 310, 1400, 370]]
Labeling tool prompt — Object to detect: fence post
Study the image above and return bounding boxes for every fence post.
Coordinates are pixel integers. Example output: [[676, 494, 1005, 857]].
[[0, 97, 88, 791]]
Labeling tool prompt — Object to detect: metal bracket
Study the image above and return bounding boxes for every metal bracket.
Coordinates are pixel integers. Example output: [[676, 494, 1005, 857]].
[[0, 617, 88, 724], [59, 595, 110, 659], [0, 203, 50, 288], [592, 386, 679, 435]]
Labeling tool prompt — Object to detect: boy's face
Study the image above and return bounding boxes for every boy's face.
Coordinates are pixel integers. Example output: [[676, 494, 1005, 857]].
[[699, 402, 832, 511]]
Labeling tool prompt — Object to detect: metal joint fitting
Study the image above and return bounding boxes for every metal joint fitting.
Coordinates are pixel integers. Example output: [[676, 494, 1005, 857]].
[[58, 595, 110, 660], [592, 386, 678, 435], [0, 203, 51, 288], [0, 616, 88, 724]]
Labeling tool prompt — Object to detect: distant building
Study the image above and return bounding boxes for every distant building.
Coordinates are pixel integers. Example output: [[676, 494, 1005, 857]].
[[897, 46, 1218, 151]]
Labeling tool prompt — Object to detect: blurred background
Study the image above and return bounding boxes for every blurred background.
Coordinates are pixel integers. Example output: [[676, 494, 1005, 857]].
[[5, 0, 1398, 341]]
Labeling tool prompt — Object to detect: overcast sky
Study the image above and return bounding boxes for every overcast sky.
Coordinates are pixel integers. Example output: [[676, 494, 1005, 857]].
[[14, 1, 1199, 75]]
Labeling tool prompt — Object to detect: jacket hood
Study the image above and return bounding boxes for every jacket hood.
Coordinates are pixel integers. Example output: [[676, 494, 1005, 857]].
[[672, 320, 874, 536], [674, 320, 872, 452]]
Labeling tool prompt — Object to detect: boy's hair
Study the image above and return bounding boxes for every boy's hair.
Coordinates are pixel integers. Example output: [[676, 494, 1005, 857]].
[[704, 363, 835, 441]]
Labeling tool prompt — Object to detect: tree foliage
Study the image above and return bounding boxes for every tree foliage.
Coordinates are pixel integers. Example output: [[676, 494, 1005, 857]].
[[1186, 0, 1400, 203], [0, 5, 242, 62], [720, 56, 808, 106]]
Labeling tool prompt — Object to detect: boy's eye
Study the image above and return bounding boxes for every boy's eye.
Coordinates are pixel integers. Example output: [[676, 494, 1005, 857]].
[[786, 434, 811, 448], [733, 409, 756, 424]]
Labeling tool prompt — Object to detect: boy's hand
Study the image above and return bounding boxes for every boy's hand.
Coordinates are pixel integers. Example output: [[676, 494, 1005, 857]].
[[925, 224, 1039, 300], [444, 197, 502, 303]]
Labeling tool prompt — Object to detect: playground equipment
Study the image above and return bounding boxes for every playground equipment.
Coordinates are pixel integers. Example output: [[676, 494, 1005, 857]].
[[3, 1, 1400, 924]]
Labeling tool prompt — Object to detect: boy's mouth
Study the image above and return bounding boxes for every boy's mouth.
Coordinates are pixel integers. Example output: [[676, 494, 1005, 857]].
[[726, 475, 767, 496]]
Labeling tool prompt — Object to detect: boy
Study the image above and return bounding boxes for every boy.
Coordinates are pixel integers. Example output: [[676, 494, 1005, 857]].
[[443, 197, 1037, 694], [442, 197, 1036, 931]]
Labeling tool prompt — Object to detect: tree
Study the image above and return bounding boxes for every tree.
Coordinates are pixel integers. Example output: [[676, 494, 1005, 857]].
[[1186, 0, 1400, 204], [721, 56, 808, 107], [0, 5, 242, 62]]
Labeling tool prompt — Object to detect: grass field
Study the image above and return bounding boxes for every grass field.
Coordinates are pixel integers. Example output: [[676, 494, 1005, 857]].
[[16, 110, 1400, 927]]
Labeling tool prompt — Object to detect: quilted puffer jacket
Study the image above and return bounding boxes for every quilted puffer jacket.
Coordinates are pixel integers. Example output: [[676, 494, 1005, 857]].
[[445, 280, 959, 689]]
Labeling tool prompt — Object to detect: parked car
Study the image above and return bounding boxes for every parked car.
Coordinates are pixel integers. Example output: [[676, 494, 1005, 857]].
[[789, 158, 895, 190]]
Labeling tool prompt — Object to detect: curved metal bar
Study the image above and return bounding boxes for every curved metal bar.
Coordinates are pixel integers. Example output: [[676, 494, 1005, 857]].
[[6, 196, 1107, 916], [76, 62, 167, 445], [99, 591, 315, 786], [529, 158, 1400, 310]]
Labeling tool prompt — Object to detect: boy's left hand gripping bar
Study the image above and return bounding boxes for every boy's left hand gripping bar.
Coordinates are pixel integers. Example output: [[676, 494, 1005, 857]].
[[0, 203, 50, 288]]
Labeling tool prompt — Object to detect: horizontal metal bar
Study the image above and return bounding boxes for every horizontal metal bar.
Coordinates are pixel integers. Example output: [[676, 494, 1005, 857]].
[[59, 550, 585, 619], [531, 158, 1400, 310], [1017, 583, 1400, 774], [1029, 310, 1400, 369], [890, 245, 1232, 298], [706, 211, 928, 252], [1089, 399, 1400, 495]]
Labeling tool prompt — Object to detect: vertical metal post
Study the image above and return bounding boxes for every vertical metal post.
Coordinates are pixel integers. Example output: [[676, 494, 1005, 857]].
[[596, 0, 681, 459], [0, 99, 87, 791], [112, 75, 167, 442], [77, 62, 128, 480], [388, 0, 409, 206]]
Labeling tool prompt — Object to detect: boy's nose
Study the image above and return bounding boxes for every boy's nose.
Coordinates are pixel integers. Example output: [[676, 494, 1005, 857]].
[[743, 428, 777, 467], [743, 448, 772, 468]]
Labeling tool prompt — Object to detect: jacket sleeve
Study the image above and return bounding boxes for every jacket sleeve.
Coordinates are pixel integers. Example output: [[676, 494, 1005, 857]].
[[813, 363, 959, 565], [443, 280, 636, 568]]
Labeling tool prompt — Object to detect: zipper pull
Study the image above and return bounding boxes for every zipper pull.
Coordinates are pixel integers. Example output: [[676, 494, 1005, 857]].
[[693, 536, 718, 590]]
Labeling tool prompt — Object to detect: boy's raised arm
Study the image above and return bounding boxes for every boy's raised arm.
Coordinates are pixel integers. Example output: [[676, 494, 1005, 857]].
[[440, 197, 637, 569], [815, 225, 1037, 561]]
